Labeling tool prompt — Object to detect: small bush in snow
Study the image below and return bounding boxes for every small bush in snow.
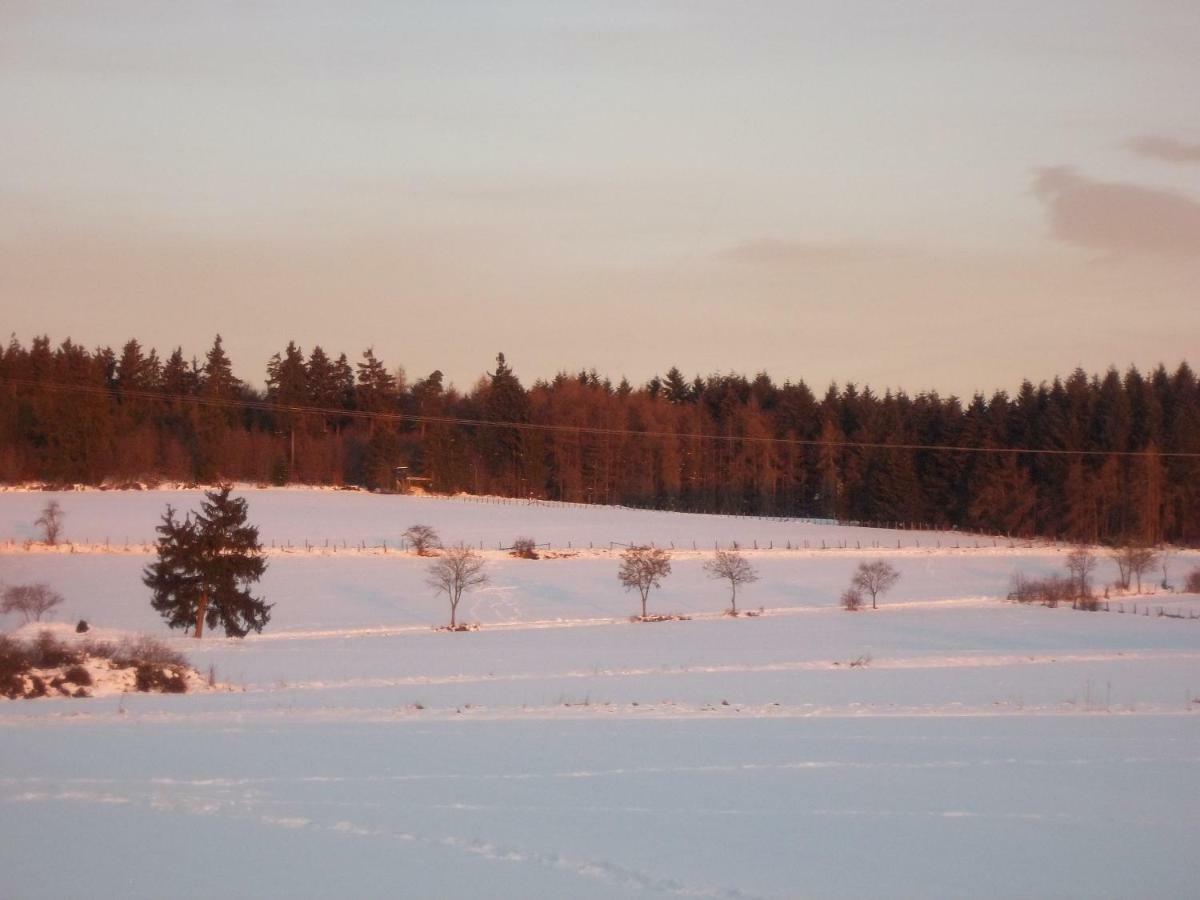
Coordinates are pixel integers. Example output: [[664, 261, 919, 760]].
[[112, 635, 187, 669], [404, 524, 441, 556], [134, 663, 188, 694], [510, 536, 539, 559], [62, 665, 92, 686], [30, 630, 79, 668], [1009, 572, 1073, 608], [1186, 567, 1200, 594], [841, 588, 864, 611]]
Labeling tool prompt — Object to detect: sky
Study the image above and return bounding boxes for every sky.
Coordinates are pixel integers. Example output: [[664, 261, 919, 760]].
[[1, 1, 1198, 397]]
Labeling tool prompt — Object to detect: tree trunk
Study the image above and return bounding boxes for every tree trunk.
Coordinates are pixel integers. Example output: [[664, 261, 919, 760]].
[[730, 583, 737, 616], [195, 590, 208, 639], [641, 591, 647, 619], [450, 591, 458, 628]]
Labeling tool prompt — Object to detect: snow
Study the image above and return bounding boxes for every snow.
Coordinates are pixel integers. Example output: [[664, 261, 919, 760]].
[[2, 489, 1199, 897]]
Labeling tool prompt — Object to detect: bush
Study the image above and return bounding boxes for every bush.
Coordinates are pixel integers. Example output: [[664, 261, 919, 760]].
[[0, 634, 31, 680], [1186, 567, 1200, 594], [62, 665, 92, 686], [112, 635, 187, 669], [1008, 572, 1073, 608], [134, 664, 188, 693], [29, 630, 80, 668], [75, 619, 89, 634], [840, 588, 863, 611], [404, 524, 440, 556], [510, 536, 539, 559]]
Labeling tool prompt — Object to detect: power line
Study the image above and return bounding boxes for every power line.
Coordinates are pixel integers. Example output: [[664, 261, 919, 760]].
[[3, 376, 1199, 460]]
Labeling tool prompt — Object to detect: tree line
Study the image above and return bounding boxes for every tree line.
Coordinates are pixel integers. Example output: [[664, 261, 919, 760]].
[[1, 333, 1198, 546]]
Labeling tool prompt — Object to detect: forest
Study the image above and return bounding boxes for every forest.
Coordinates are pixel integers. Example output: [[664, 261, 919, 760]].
[[0, 334, 1197, 546]]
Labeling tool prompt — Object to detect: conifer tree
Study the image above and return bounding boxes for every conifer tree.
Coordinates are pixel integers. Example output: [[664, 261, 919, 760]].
[[143, 486, 270, 638]]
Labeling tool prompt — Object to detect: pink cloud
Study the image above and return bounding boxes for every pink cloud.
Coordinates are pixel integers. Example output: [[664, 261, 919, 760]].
[[1031, 166, 1200, 256], [1126, 135, 1200, 164]]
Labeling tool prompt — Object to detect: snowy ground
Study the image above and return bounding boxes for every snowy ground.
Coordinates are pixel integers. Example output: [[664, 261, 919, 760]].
[[2, 490, 1199, 898]]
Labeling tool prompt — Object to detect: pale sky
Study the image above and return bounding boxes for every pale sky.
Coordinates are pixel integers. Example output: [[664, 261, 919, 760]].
[[2, 1, 1198, 397]]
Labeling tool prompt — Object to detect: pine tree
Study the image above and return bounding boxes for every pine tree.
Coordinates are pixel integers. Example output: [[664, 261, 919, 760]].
[[143, 486, 270, 638]]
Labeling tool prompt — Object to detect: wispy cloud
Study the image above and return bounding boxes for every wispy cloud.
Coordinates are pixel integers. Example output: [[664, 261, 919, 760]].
[[1126, 135, 1200, 164], [1031, 166, 1200, 256], [720, 239, 902, 265]]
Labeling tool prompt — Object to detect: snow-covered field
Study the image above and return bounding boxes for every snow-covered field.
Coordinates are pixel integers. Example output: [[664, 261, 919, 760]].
[[3, 489, 1199, 898]]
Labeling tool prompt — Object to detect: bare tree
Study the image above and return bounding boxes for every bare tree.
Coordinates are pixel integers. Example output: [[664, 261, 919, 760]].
[[35, 500, 64, 546], [1127, 546, 1158, 594], [850, 560, 900, 609], [703, 549, 759, 615], [1064, 545, 1097, 600], [2, 584, 64, 624], [426, 546, 487, 629], [1109, 543, 1158, 593], [618, 546, 672, 619], [404, 524, 440, 557], [1108, 546, 1132, 590]]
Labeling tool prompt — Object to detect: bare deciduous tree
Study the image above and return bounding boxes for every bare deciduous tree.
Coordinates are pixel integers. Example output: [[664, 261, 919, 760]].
[[850, 559, 900, 609], [618, 546, 672, 619], [1064, 545, 1097, 600], [426, 546, 487, 629], [703, 549, 759, 615], [1109, 543, 1158, 593], [35, 500, 64, 546], [404, 524, 440, 557], [1, 584, 64, 624], [1127, 546, 1157, 594]]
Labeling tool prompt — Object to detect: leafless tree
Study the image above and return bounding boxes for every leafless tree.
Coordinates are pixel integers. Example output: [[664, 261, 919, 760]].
[[1109, 543, 1158, 593], [35, 500, 64, 546], [404, 524, 440, 557], [1, 584, 64, 624], [703, 549, 759, 615], [1064, 545, 1097, 599], [1126, 546, 1158, 594], [1108, 546, 1132, 590], [850, 559, 900, 609], [618, 546, 672, 619], [840, 587, 864, 611], [426, 546, 487, 628]]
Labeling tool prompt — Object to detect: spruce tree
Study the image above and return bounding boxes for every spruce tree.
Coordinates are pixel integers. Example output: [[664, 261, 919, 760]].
[[143, 486, 270, 638]]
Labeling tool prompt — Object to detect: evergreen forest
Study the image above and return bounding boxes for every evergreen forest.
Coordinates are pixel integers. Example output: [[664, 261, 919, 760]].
[[1, 334, 1197, 546]]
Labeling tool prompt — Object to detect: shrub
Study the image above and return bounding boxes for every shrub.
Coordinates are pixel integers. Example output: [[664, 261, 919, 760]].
[[1008, 572, 1073, 608], [404, 524, 440, 556], [76, 619, 89, 633], [0, 634, 31, 680], [63, 665, 92, 686], [1186, 567, 1200, 594], [112, 635, 187, 669], [29, 630, 80, 668], [134, 664, 188, 693], [841, 588, 863, 611], [510, 536, 539, 559]]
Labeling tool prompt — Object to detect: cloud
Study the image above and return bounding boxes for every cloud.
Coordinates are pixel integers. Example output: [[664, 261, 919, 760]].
[[1031, 166, 1200, 256], [720, 239, 901, 265], [1126, 135, 1200, 164]]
